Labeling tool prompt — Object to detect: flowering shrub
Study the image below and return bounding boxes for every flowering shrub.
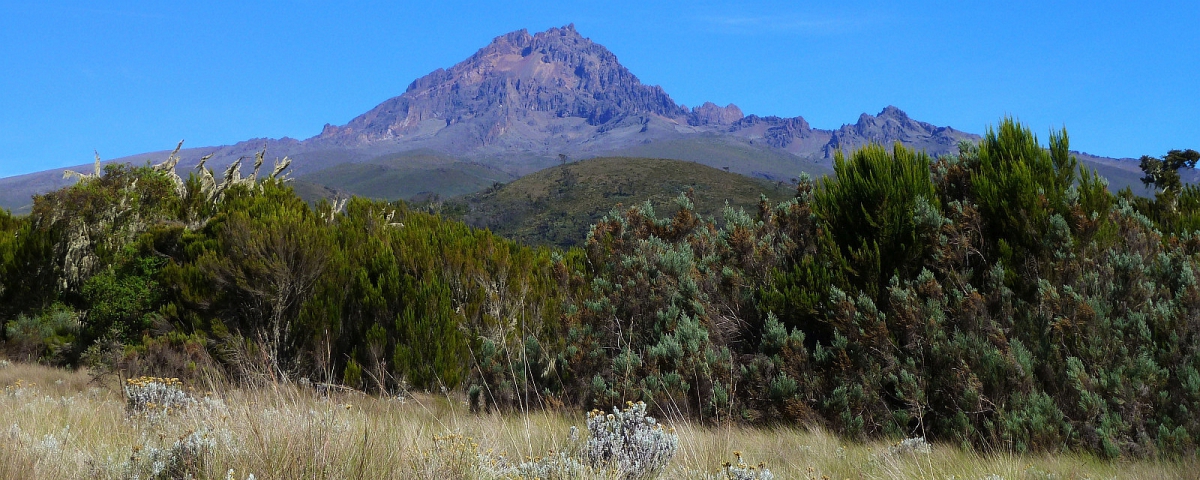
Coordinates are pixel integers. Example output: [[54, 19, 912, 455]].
[[124, 429, 213, 480], [3, 378, 34, 398], [124, 376, 194, 414], [417, 403, 679, 479], [585, 401, 679, 479], [716, 451, 774, 480]]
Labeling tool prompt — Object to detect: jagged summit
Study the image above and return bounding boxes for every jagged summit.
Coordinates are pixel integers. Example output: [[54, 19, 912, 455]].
[[824, 106, 971, 157], [306, 25, 975, 162], [317, 24, 689, 150]]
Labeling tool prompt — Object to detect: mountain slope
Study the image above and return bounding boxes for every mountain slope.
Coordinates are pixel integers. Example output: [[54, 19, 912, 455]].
[[295, 150, 515, 202], [457, 157, 795, 247]]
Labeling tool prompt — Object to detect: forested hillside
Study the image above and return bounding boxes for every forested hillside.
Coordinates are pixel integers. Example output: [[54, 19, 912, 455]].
[[457, 157, 795, 247], [2, 120, 1199, 458]]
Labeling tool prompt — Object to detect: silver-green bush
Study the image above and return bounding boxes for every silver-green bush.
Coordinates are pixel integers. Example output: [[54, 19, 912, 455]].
[[584, 401, 679, 479]]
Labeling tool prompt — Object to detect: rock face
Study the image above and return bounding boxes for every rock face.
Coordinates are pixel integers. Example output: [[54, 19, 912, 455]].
[[823, 106, 974, 158], [728, 114, 827, 151], [689, 102, 744, 126], [317, 24, 687, 151]]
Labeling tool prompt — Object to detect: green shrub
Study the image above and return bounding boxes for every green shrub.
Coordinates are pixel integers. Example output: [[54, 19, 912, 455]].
[[3, 305, 78, 362]]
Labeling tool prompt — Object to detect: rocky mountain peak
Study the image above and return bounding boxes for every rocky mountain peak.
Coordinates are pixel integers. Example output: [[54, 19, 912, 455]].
[[847, 106, 932, 138], [318, 24, 687, 149], [826, 105, 975, 157], [854, 106, 915, 131], [878, 105, 908, 119], [489, 28, 532, 48], [310, 25, 976, 164]]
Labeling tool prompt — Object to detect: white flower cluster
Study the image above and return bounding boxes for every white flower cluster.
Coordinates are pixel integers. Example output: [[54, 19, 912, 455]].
[[0, 359, 10, 368], [124, 377, 195, 415], [584, 401, 679, 479]]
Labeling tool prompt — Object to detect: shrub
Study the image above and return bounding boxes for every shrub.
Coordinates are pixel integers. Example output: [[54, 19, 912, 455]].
[[2, 306, 78, 363], [123, 429, 214, 480], [584, 401, 679, 479], [425, 402, 681, 479], [496, 453, 593, 480], [80, 253, 164, 347], [814, 142, 937, 298], [117, 332, 223, 386], [124, 376, 194, 415]]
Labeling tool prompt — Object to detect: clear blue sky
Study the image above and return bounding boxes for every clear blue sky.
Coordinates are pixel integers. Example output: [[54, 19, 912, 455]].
[[1, 1, 1196, 178]]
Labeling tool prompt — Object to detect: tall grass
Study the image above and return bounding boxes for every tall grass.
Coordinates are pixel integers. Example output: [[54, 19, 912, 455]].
[[0, 361, 1191, 479]]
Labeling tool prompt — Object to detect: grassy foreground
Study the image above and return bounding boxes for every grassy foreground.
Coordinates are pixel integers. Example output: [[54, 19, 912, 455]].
[[0, 361, 1191, 479]]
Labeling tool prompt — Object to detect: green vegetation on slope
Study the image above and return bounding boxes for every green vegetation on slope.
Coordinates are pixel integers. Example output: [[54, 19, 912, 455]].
[[610, 134, 835, 181], [296, 150, 515, 202], [459, 156, 795, 247], [2, 120, 1200, 460]]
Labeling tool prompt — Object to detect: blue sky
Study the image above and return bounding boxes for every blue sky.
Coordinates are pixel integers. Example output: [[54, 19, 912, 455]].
[[1, 1, 1196, 178]]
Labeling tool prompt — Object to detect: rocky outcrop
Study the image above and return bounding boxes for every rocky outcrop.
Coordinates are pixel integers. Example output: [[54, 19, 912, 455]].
[[688, 102, 744, 126], [728, 114, 823, 150], [823, 106, 976, 158], [766, 117, 814, 149]]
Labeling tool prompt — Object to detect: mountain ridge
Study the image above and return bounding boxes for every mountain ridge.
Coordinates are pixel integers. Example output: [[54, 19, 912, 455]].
[[0, 24, 1155, 213]]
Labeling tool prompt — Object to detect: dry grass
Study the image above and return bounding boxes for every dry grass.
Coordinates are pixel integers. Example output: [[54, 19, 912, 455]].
[[0, 360, 1193, 479]]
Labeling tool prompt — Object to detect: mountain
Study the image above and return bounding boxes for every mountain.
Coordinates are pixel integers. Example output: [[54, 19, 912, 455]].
[[455, 157, 795, 248], [303, 24, 976, 170], [0, 24, 1157, 214], [293, 150, 515, 202]]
